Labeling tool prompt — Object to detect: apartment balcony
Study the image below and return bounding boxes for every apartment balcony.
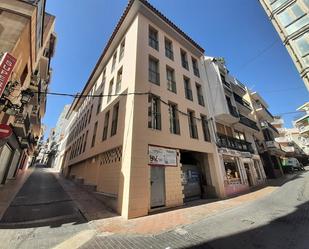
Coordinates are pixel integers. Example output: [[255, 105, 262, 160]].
[[13, 114, 31, 138], [299, 125, 309, 135], [239, 114, 260, 131], [254, 103, 274, 122], [281, 146, 295, 153], [215, 102, 240, 124], [275, 136, 290, 143], [217, 133, 254, 153], [233, 93, 252, 115], [260, 121, 279, 136], [265, 140, 281, 150], [231, 79, 247, 96]]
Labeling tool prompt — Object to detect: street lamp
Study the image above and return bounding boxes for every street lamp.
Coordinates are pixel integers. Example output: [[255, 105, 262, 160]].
[[20, 89, 34, 104]]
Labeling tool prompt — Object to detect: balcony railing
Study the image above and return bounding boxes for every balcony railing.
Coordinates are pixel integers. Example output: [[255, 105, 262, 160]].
[[233, 93, 252, 110], [228, 104, 239, 118], [239, 114, 259, 131], [217, 133, 254, 153], [149, 70, 160, 85], [260, 121, 279, 134], [198, 94, 205, 106], [185, 88, 193, 101], [167, 80, 176, 93]]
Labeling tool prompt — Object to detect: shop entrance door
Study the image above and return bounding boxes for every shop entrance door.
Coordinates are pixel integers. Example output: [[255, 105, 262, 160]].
[[150, 166, 165, 208], [182, 164, 202, 201], [244, 163, 253, 186]]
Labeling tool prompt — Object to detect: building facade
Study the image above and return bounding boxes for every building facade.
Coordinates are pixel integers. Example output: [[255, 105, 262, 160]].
[[259, 0, 309, 90], [203, 57, 267, 196], [0, 0, 56, 184], [246, 91, 285, 178]]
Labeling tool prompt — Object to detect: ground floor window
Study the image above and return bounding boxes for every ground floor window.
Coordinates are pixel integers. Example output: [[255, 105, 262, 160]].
[[223, 156, 241, 184]]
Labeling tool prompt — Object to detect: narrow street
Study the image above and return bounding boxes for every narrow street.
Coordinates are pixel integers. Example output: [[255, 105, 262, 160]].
[[0, 165, 92, 249]]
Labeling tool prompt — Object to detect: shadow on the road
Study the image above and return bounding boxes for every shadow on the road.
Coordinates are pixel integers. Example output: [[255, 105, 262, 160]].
[[181, 170, 309, 249], [184, 199, 309, 249]]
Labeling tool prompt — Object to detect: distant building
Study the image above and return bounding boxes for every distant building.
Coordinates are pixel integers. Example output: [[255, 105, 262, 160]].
[[259, 0, 309, 90]]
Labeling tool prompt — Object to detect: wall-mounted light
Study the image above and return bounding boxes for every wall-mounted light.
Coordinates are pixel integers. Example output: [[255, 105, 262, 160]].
[[21, 89, 34, 104]]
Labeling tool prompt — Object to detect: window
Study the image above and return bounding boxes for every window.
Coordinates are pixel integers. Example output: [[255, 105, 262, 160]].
[[107, 79, 114, 103], [148, 94, 161, 130], [119, 39, 125, 61], [277, 3, 308, 34], [234, 130, 246, 141], [165, 38, 173, 60], [83, 131, 88, 153], [166, 66, 176, 93], [196, 83, 204, 106], [295, 34, 309, 65], [149, 56, 160, 85], [102, 111, 110, 141], [223, 156, 241, 184], [111, 51, 117, 72], [188, 110, 198, 139], [169, 102, 180, 134], [201, 115, 210, 142], [91, 121, 98, 147], [79, 136, 83, 155], [88, 105, 93, 124], [149, 26, 159, 50], [181, 49, 189, 70], [116, 67, 122, 93], [303, 0, 309, 8], [102, 69, 106, 88], [184, 77, 193, 101], [192, 57, 200, 77], [111, 103, 119, 136], [97, 94, 103, 114]]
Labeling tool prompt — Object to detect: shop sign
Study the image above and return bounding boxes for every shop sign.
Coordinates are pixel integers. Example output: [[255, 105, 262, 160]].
[[149, 145, 177, 166], [0, 124, 13, 139], [0, 53, 17, 98]]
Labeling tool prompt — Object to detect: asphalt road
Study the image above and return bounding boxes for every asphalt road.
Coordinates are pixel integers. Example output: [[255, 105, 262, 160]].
[[81, 169, 309, 249], [0, 165, 85, 228]]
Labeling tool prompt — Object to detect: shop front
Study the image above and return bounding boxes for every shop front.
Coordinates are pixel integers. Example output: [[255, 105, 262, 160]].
[[219, 148, 266, 197]]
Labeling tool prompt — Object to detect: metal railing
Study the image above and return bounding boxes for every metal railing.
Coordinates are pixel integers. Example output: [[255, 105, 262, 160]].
[[233, 93, 252, 110], [228, 104, 239, 118], [167, 80, 176, 93], [198, 94, 205, 106], [239, 114, 259, 131], [149, 37, 159, 50], [165, 47, 174, 60], [149, 70, 160, 85], [185, 88, 193, 101], [217, 133, 254, 153]]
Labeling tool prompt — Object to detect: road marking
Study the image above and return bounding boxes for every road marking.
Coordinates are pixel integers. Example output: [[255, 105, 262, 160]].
[[52, 230, 96, 249]]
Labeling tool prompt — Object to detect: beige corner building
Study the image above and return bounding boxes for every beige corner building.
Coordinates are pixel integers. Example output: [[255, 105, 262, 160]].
[[60, 0, 227, 219], [259, 0, 309, 90]]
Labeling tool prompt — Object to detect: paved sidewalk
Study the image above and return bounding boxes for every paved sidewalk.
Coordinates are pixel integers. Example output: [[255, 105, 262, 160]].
[[0, 167, 34, 220], [93, 173, 298, 235]]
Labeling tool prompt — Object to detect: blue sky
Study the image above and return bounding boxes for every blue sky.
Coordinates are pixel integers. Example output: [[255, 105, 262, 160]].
[[44, 0, 308, 137]]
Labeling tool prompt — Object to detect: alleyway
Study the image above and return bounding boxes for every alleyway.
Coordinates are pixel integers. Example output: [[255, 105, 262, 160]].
[[0, 165, 92, 248]]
